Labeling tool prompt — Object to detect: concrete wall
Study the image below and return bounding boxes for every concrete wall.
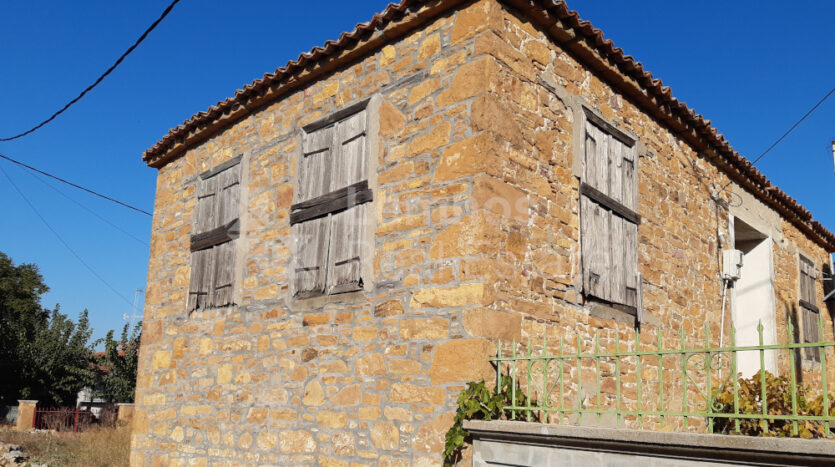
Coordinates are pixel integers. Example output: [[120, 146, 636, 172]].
[[466, 420, 835, 466], [1, 406, 17, 427]]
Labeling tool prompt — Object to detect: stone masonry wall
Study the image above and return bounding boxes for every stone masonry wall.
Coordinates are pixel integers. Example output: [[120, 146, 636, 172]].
[[132, 0, 835, 465], [460, 1, 835, 431]]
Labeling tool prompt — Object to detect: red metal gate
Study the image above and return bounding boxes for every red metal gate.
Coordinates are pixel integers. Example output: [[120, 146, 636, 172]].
[[34, 407, 96, 432]]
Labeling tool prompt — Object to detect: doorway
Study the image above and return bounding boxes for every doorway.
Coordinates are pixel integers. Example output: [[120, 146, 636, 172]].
[[731, 217, 777, 377]]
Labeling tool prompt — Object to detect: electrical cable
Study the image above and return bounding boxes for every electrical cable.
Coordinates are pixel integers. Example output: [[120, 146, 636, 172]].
[[719, 86, 835, 192], [0, 164, 136, 309], [22, 168, 149, 247], [0, 153, 152, 216], [0, 0, 182, 142]]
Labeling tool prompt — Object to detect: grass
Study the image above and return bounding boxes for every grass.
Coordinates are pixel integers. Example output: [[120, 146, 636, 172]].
[[0, 425, 131, 467]]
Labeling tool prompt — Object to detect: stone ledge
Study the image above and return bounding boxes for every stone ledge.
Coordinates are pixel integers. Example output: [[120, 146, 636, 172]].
[[464, 420, 835, 466]]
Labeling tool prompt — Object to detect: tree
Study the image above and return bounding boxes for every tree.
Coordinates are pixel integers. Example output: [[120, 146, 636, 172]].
[[0, 252, 50, 405], [95, 322, 142, 403], [0, 252, 98, 406], [23, 308, 98, 405]]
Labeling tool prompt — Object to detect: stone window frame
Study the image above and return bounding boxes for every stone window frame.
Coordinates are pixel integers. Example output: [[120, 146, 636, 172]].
[[186, 152, 250, 313], [288, 95, 380, 307]]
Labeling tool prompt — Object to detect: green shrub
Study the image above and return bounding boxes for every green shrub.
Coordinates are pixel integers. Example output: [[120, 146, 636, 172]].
[[713, 370, 835, 438], [443, 376, 538, 466]]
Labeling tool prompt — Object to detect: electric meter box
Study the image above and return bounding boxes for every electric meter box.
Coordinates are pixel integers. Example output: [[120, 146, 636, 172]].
[[722, 249, 744, 281]]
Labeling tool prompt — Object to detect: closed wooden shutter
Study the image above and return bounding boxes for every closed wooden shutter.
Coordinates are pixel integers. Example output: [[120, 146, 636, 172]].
[[623, 221, 639, 309], [299, 125, 333, 203], [293, 216, 330, 298], [582, 197, 611, 300], [621, 143, 637, 212], [583, 121, 609, 195], [217, 167, 240, 226], [581, 116, 639, 311], [331, 109, 367, 192], [196, 177, 217, 234], [799, 256, 819, 360], [188, 161, 242, 311], [328, 204, 366, 294], [213, 241, 236, 307], [188, 248, 214, 312], [292, 107, 371, 299]]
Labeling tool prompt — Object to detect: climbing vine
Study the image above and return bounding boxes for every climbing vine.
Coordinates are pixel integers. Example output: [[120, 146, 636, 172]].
[[443, 376, 538, 466]]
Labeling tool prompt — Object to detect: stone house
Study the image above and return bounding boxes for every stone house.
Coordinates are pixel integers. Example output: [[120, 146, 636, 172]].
[[132, 0, 835, 465]]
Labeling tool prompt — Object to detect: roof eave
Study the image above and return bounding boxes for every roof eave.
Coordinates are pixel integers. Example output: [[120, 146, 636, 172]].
[[142, 0, 835, 252]]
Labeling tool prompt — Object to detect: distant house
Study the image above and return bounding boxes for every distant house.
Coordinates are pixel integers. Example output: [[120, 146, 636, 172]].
[[132, 0, 835, 465], [75, 386, 107, 417]]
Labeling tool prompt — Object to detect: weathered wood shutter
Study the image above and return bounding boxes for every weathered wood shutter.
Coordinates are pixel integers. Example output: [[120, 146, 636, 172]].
[[327, 110, 367, 294], [799, 256, 819, 360], [293, 217, 330, 298], [213, 168, 240, 307], [331, 109, 367, 192], [292, 125, 334, 298], [299, 126, 333, 203], [187, 248, 213, 312], [581, 196, 611, 299], [187, 159, 241, 311], [581, 116, 640, 313], [291, 108, 371, 298], [188, 176, 218, 312]]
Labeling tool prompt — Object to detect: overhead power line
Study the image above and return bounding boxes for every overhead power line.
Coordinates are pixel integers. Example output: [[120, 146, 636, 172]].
[[720, 85, 835, 192], [0, 0, 182, 142], [0, 153, 152, 216], [0, 165, 136, 309], [748, 86, 835, 167], [23, 168, 149, 247]]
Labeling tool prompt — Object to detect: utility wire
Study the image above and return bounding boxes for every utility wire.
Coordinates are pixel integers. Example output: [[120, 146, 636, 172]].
[[0, 164, 135, 309], [720, 86, 835, 192], [0, 153, 152, 216], [23, 168, 149, 247], [0, 0, 182, 142]]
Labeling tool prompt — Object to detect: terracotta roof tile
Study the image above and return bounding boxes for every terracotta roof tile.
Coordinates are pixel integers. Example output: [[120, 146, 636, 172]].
[[141, 0, 835, 251]]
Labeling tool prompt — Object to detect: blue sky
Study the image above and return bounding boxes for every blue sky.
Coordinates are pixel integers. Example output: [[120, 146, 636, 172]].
[[0, 0, 832, 341]]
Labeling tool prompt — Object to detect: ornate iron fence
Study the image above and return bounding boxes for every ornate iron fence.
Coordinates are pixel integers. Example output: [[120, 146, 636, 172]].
[[492, 316, 835, 436]]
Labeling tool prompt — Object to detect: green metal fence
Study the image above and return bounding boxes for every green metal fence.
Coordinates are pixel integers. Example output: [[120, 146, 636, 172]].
[[492, 315, 835, 436]]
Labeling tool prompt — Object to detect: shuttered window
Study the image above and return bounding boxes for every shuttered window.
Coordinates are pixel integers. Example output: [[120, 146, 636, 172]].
[[580, 114, 640, 313], [187, 156, 242, 312], [799, 255, 820, 361], [291, 107, 372, 299]]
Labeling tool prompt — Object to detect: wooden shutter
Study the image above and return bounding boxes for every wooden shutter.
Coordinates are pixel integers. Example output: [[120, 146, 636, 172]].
[[217, 167, 240, 226], [581, 196, 611, 300], [213, 241, 236, 307], [188, 177, 217, 312], [799, 256, 820, 359], [187, 248, 214, 312], [621, 144, 637, 212], [581, 118, 639, 310], [331, 109, 367, 192], [328, 204, 366, 294], [583, 121, 609, 195], [188, 161, 241, 311], [196, 177, 217, 233], [299, 125, 333, 203], [623, 221, 639, 308], [293, 216, 330, 298]]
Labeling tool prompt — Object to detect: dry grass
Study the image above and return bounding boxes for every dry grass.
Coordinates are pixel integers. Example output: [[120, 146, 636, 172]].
[[0, 425, 131, 466]]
